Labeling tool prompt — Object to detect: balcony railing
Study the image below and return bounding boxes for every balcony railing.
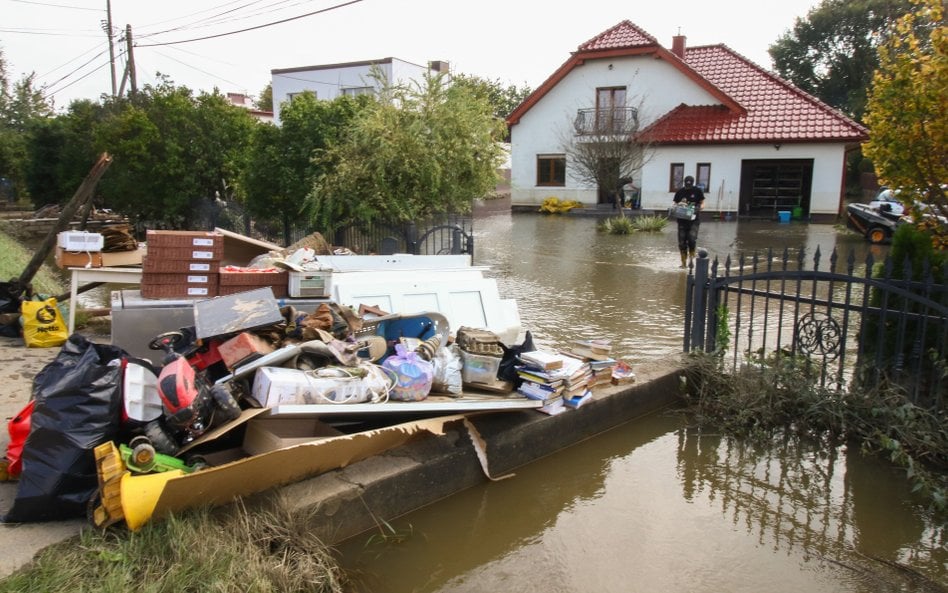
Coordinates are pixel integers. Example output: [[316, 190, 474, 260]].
[[574, 107, 639, 136]]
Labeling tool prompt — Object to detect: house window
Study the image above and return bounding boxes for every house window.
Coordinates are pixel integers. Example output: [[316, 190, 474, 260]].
[[595, 87, 627, 133], [537, 155, 566, 186], [669, 163, 685, 191], [696, 163, 711, 192], [342, 86, 374, 97], [287, 91, 315, 102]]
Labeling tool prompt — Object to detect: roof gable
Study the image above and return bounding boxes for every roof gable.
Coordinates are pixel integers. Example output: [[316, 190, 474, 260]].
[[507, 21, 868, 144]]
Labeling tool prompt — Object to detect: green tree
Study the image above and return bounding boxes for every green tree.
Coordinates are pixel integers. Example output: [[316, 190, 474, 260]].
[[306, 73, 506, 234], [451, 73, 531, 121], [0, 48, 53, 201], [242, 92, 369, 244], [255, 83, 273, 112], [93, 79, 257, 228], [769, 0, 912, 120], [863, 0, 946, 247]]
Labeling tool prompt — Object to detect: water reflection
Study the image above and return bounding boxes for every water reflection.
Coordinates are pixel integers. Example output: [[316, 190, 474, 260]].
[[340, 414, 946, 593], [472, 215, 875, 365]]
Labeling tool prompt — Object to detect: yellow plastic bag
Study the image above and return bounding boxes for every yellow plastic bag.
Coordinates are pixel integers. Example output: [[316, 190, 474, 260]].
[[22, 297, 68, 348]]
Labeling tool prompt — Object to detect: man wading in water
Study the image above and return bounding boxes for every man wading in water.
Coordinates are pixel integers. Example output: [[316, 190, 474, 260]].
[[672, 175, 705, 268]]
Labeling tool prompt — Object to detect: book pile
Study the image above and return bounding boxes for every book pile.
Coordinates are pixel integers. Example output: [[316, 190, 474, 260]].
[[569, 338, 613, 362], [587, 358, 617, 388], [611, 360, 636, 385], [516, 351, 589, 415], [564, 390, 592, 409]]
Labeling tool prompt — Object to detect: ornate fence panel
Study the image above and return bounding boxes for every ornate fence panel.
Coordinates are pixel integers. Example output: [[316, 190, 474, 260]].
[[685, 247, 947, 408]]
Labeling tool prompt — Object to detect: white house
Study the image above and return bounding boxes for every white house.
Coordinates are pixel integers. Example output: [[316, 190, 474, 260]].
[[506, 21, 868, 221], [270, 57, 449, 124]]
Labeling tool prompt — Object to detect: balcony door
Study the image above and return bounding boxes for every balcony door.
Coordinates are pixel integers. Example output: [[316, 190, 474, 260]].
[[595, 87, 626, 134]]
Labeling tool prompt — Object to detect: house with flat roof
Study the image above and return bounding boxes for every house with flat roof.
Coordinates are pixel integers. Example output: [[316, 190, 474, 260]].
[[270, 57, 449, 124], [506, 21, 868, 221]]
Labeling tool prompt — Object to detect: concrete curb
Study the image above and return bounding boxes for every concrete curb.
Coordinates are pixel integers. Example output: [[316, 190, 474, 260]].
[[274, 362, 683, 544]]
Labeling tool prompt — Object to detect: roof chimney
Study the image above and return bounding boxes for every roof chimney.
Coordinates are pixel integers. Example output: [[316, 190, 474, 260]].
[[428, 60, 450, 73], [672, 34, 686, 59]]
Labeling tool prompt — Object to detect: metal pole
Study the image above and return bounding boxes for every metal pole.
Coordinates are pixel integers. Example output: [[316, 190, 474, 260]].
[[691, 249, 710, 352]]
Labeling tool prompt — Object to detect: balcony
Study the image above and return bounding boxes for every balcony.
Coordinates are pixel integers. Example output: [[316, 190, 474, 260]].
[[574, 107, 639, 136]]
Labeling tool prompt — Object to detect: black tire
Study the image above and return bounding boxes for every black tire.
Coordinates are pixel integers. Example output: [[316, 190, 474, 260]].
[[210, 384, 241, 423], [144, 420, 179, 456]]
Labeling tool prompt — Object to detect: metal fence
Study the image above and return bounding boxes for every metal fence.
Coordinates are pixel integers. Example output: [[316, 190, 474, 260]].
[[685, 247, 948, 408]]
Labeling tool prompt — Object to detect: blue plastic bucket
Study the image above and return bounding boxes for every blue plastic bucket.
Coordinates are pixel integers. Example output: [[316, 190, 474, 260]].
[[777, 211, 791, 223]]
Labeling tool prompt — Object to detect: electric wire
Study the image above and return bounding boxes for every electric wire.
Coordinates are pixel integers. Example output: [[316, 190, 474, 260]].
[[136, 0, 362, 47], [152, 49, 245, 90], [9, 0, 101, 11]]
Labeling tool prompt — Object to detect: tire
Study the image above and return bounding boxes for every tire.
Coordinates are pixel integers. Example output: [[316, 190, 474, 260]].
[[867, 226, 888, 244], [210, 384, 241, 423], [144, 420, 179, 456]]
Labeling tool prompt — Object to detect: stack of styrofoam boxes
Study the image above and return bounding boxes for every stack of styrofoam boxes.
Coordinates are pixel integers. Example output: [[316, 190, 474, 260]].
[[140, 230, 222, 299]]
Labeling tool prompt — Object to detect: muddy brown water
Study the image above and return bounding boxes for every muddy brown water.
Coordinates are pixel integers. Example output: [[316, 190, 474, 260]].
[[335, 214, 946, 593]]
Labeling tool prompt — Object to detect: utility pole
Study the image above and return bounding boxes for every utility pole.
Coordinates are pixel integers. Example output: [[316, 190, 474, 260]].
[[101, 0, 116, 97], [125, 24, 137, 95]]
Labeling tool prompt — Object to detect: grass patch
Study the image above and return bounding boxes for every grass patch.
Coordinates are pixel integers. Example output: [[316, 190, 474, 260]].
[[0, 222, 65, 297], [599, 214, 668, 235], [0, 497, 346, 593]]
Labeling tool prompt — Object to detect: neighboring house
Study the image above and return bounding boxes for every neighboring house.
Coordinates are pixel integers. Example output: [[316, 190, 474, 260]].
[[225, 92, 274, 124], [270, 57, 450, 124], [506, 21, 868, 221]]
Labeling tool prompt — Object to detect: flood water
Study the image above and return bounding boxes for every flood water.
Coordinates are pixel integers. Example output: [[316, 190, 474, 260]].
[[336, 214, 946, 592]]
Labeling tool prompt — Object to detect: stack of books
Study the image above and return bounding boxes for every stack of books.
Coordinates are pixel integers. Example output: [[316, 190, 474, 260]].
[[569, 338, 613, 361], [611, 360, 636, 385], [587, 358, 617, 388], [516, 351, 589, 415]]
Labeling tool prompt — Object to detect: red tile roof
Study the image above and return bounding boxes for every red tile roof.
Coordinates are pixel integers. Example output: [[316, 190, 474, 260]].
[[507, 21, 868, 145]]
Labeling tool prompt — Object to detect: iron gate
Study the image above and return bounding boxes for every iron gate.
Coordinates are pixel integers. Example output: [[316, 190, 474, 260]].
[[685, 247, 948, 408]]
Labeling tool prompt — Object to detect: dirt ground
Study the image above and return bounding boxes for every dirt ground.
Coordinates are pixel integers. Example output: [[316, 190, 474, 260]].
[[0, 325, 111, 579]]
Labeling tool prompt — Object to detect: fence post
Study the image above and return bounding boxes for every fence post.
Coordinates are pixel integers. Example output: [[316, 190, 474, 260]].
[[451, 225, 462, 255], [690, 249, 710, 352]]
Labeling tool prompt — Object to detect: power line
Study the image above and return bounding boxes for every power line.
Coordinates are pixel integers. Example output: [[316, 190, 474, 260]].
[[136, 0, 362, 47], [10, 0, 102, 11], [152, 49, 245, 90]]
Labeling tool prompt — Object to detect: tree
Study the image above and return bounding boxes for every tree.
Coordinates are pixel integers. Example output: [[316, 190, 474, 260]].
[[561, 97, 652, 213], [242, 92, 370, 244], [255, 83, 273, 112], [0, 48, 53, 201], [306, 73, 506, 234], [451, 74, 532, 121], [769, 0, 912, 121], [863, 0, 946, 247], [92, 79, 257, 228]]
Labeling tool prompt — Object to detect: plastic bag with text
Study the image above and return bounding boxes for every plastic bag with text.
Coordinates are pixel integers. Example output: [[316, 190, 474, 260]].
[[21, 297, 68, 348]]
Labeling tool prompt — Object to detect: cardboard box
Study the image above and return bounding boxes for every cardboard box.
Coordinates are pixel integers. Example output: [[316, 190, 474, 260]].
[[142, 272, 217, 286], [146, 230, 223, 249], [145, 245, 223, 261], [460, 351, 512, 392], [242, 418, 344, 456], [142, 255, 219, 274], [219, 269, 287, 287], [140, 282, 218, 299], [101, 246, 145, 267], [55, 245, 103, 269]]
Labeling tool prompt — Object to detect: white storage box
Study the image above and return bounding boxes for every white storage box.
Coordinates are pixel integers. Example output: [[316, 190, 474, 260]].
[[288, 271, 332, 298], [57, 231, 104, 252], [460, 351, 512, 393]]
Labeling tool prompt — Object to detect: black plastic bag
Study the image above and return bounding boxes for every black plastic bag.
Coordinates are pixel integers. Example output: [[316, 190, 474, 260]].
[[2, 334, 127, 522], [497, 330, 536, 386]]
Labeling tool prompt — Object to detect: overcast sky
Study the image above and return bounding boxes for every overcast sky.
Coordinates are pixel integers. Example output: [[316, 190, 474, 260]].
[[2, 0, 821, 109]]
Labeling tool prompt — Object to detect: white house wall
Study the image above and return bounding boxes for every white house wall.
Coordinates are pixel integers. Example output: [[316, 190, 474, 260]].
[[510, 55, 847, 216], [639, 143, 846, 215], [510, 54, 721, 205]]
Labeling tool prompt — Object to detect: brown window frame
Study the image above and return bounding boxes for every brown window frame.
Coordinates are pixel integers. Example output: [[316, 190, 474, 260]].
[[669, 163, 685, 192], [696, 163, 711, 192], [537, 155, 566, 187]]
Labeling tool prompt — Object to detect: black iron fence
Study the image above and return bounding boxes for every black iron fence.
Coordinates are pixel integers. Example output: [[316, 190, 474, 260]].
[[685, 247, 948, 408]]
